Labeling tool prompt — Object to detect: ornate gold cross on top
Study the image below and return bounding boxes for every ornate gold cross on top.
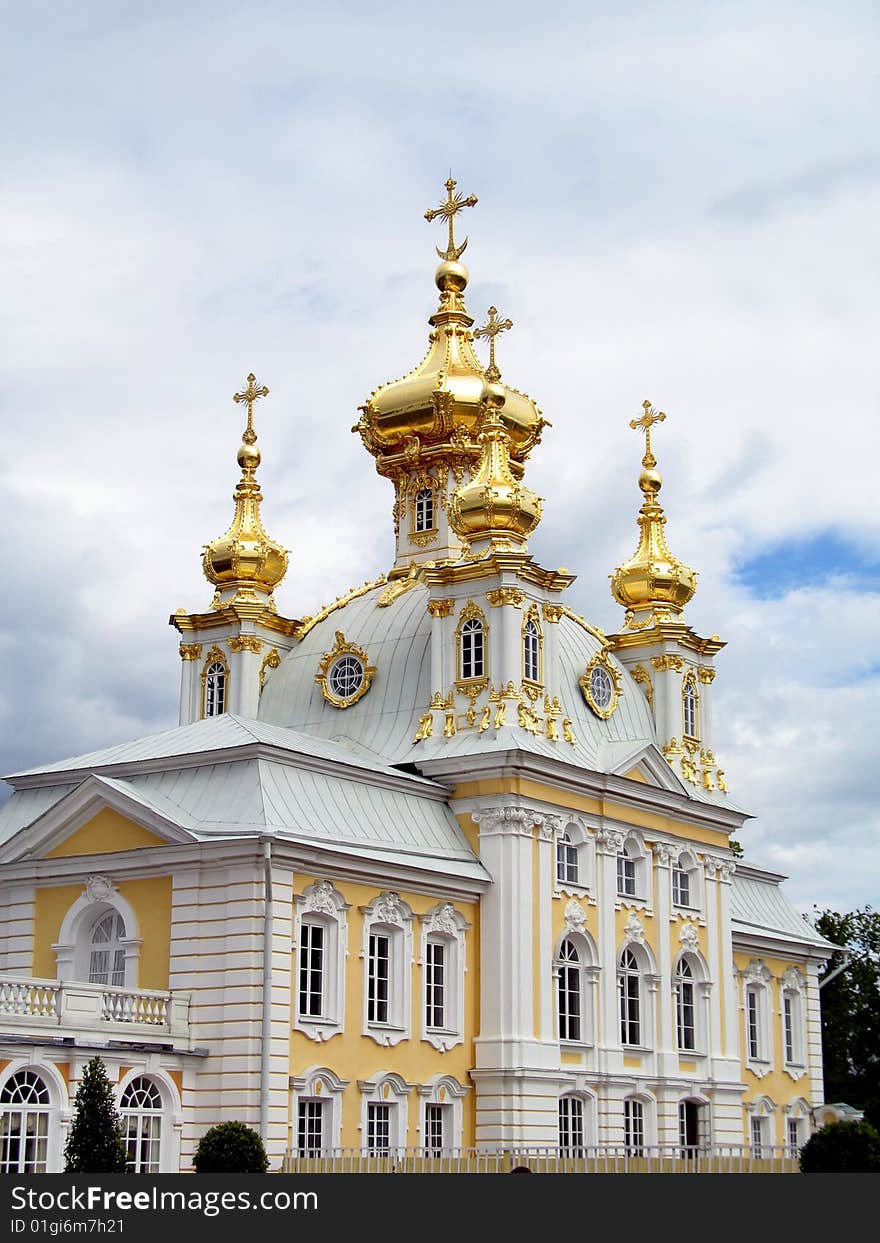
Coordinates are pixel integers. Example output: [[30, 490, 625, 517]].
[[424, 176, 478, 261], [474, 306, 513, 381], [629, 399, 666, 466], [233, 373, 269, 445]]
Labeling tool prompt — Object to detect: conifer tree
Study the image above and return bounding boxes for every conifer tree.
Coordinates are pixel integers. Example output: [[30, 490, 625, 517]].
[[64, 1056, 129, 1173]]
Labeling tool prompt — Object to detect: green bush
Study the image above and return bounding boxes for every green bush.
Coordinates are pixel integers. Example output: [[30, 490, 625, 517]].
[[192, 1121, 269, 1173], [64, 1057, 129, 1173], [799, 1120, 880, 1173]]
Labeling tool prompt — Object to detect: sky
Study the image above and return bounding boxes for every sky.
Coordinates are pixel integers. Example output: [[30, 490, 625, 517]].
[[0, 0, 878, 913]]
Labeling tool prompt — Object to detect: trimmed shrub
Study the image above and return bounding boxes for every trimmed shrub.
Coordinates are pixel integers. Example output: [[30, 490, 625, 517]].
[[64, 1057, 129, 1173], [799, 1120, 880, 1173], [192, 1121, 269, 1173]]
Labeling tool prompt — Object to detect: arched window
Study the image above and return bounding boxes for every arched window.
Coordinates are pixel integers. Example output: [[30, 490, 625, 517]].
[[557, 938, 582, 1042], [556, 831, 579, 886], [460, 618, 485, 681], [119, 1077, 163, 1173], [88, 911, 126, 987], [523, 617, 541, 684], [558, 1096, 585, 1156], [618, 948, 642, 1046], [0, 1071, 51, 1173], [414, 488, 435, 533], [623, 1097, 645, 1155], [682, 676, 698, 740], [675, 959, 696, 1051], [204, 661, 227, 717]]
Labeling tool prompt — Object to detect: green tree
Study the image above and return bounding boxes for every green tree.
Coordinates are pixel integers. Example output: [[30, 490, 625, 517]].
[[64, 1057, 128, 1173], [800, 1120, 880, 1173], [192, 1121, 268, 1173], [812, 906, 880, 1113]]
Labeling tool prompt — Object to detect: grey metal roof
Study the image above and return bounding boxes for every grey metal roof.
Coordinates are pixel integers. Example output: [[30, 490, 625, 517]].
[[731, 866, 835, 950]]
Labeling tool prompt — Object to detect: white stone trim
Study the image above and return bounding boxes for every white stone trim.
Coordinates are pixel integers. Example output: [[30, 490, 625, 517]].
[[54, 879, 142, 987], [416, 1073, 468, 1150], [358, 1071, 414, 1153], [290, 1065, 350, 1152], [419, 902, 468, 1052], [115, 1067, 182, 1174], [293, 880, 349, 1043], [361, 892, 414, 1047]]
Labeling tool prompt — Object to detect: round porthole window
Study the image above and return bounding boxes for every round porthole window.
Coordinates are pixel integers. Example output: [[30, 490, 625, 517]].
[[328, 654, 365, 701], [316, 631, 376, 709], [579, 653, 621, 719], [589, 665, 613, 711]]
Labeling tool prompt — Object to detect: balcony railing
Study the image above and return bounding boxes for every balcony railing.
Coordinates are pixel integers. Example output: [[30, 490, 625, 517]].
[[281, 1145, 801, 1174], [0, 975, 190, 1040]]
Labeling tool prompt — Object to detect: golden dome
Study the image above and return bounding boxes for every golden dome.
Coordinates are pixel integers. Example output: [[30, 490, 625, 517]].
[[202, 373, 289, 601], [353, 178, 548, 481], [449, 386, 543, 552], [610, 400, 697, 624]]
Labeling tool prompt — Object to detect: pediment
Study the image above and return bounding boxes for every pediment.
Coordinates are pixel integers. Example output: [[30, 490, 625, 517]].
[[0, 775, 196, 863], [602, 740, 690, 795]]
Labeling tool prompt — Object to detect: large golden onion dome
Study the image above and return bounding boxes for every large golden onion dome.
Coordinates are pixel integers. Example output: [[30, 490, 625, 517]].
[[353, 178, 548, 481], [610, 400, 697, 625], [449, 382, 543, 552], [202, 373, 289, 603]]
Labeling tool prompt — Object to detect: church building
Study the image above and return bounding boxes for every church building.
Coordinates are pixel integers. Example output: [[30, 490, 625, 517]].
[[0, 180, 833, 1172]]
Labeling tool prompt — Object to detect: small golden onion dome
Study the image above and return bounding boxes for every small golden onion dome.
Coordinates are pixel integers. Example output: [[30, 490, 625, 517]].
[[202, 375, 289, 599], [449, 391, 543, 551], [611, 401, 696, 622]]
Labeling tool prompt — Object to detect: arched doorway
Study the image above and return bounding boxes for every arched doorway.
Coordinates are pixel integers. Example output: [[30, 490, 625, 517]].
[[678, 1099, 703, 1155]]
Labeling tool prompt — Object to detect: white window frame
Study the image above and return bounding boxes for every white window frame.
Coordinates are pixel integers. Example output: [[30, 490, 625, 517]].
[[0, 1068, 55, 1174], [118, 1075, 165, 1174], [617, 937, 657, 1051], [459, 617, 485, 681], [616, 834, 650, 909], [362, 892, 413, 1046], [522, 614, 542, 686], [293, 881, 348, 1043], [672, 951, 710, 1056], [414, 487, 435, 534], [204, 660, 227, 717], [671, 851, 701, 912], [290, 1066, 349, 1154], [675, 958, 697, 1052], [554, 930, 597, 1048], [358, 1072, 413, 1156], [742, 960, 773, 1074], [55, 878, 142, 988], [419, 903, 467, 1052], [623, 1097, 648, 1155], [780, 967, 806, 1076], [553, 820, 593, 897], [558, 1095, 585, 1155], [783, 1099, 810, 1157], [417, 1075, 467, 1154], [556, 831, 579, 887]]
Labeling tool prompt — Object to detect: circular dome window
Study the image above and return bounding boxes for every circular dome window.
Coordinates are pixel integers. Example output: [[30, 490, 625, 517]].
[[579, 652, 621, 719], [316, 631, 376, 709]]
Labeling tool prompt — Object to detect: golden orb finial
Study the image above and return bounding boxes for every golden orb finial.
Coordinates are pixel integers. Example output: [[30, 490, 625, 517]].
[[610, 400, 696, 625], [202, 372, 288, 601]]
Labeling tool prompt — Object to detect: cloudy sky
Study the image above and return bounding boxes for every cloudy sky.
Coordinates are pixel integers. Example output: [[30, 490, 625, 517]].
[[1, 0, 877, 912]]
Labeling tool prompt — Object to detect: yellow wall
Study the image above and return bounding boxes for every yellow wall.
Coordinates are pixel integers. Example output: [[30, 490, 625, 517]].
[[45, 808, 167, 857], [33, 876, 173, 989], [290, 875, 479, 1147]]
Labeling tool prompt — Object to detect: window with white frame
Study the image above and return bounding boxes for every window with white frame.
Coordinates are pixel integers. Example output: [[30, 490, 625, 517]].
[[119, 1077, 163, 1173], [746, 987, 761, 1060], [742, 961, 772, 1067], [750, 1114, 767, 1157], [558, 1096, 585, 1155], [360, 1073, 411, 1155], [363, 893, 413, 1045], [297, 1099, 327, 1156], [672, 864, 690, 908], [683, 676, 698, 740], [523, 617, 541, 684], [557, 938, 582, 1042], [418, 1076, 466, 1152], [88, 911, 126, 986], [787, 1116, 803, 1156], [420, 904, 466, 1051], [459, 617, 485, 680], [204, 661, 227, 717], [781, 970, 805, 1068], [0, 1071, 51, 1173], [618, 948, 642, 1046], [367, 1103, 391, 1154], [617, 852, 636, 898], [624, 1098, 645, 1155], [414, 487, 435, 533], [423, 1103, 448, 1155], [294, 881, 348, 1042], [675, 958, 696, 1051], [290, 1068, 347, 1153], [557, 831, 579, 886], [616, 838, 645, 902], [425, 938, 446, 1029]]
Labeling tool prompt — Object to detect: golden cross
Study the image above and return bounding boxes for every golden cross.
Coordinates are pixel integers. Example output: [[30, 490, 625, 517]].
[[474, 306, 513, 381], [424, 176, 478, 261], [233, 372, 269, 445], [629, 398, 666, 465]]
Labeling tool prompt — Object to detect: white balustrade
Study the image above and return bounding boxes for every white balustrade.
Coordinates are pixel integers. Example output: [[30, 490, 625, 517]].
[[0, 974, 188, 1037]]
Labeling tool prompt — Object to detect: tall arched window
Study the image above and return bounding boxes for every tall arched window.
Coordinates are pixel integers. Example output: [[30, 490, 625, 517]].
[[204, 661, 227, 717], [557, 938, 582, 1042], [618, 948, 642, 1046], [523, 618, 540, 684], [89, 911, 126, 987], [683, 676, 698, 740], [119, 1077, 163, 1173], [558, 1096, 585, 1155], [414, 488, 435, 533], [460, 618, 485, 680], [675, 958, 696, 1051], [0, 1071, 51, 1173]]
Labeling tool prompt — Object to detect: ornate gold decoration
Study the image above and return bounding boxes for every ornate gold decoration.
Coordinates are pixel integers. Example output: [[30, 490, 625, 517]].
[[454, 600, 489, 684], [631, 663, 654, 711], [228, 634, 264, 654], [493, 701, 506, 728], [179, 643, 202, 661], [429, 690, 455, 710], [478, 705, 491, 733], [455, 678, 488, 701], [680, 755, 698, 784], [579, 650, 622, 719], [702, 768, 715, 791], [297, 575, 387, 639], [624, 606, 675, 631], [486, 587, 526, 608], [410, 530, 438, 548], [424, 175, 478, 262], [698, 667, 716, 684], [521, 682, 541, 703], [542, 603, 563, 624], [611, 400, 697, 625], [682, 669, 700, 741], [377, 564, 421, 608], [716, 770, 729, 793], [449, 403, 542, 551], [259, 647, 281, 692], [414, 712, 434, 742], [443, 711, 457, 738], [517, 702, 541, 734], [474, 305, 513, 383], [651, 653, 685, 672], [427, 598, 455, 618], [203, 373, 289, 601], [562, 718, 577, 745], [663, 737, 683, 761], [315, 631, 376, 709]]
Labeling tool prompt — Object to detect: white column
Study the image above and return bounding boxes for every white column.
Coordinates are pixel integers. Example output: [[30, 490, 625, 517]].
[[595, 827, 625, 1075], [805, 961, 825, 1109], [703, 858, 724, 1077], [535, 815, 559, 1041], [653, 844, 676, 1076], [717, 862, 741, 1065]]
